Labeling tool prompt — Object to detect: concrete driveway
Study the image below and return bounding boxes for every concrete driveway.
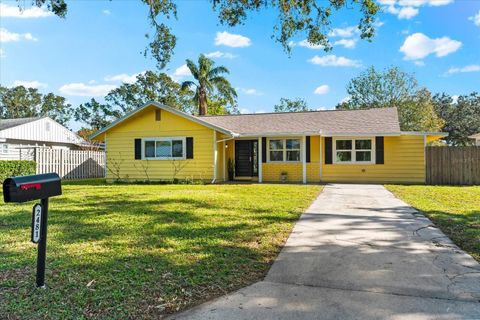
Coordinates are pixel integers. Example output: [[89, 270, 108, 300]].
[[170, 184, 480, 320]]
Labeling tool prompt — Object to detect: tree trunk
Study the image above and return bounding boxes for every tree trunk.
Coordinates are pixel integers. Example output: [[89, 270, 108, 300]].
[[198, 89, 208, 116]]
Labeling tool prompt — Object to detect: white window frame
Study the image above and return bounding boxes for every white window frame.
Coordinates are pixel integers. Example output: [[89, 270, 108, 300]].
[[267, 138, 302, 163], [2, 144, 8, 154], [141, 137, 186, 160], [333, 137, 375, 164]]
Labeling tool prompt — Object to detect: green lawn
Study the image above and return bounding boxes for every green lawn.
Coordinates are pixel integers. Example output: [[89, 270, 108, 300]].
[[0, 182, 321, 319], [386, 185, 480, 261]]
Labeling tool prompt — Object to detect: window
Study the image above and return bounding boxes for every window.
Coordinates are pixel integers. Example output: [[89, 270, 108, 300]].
[[2, 144, 8, 154], [268, 138, 301, 162], [143, 138, 185, 159], [334, 138, 373, 164]]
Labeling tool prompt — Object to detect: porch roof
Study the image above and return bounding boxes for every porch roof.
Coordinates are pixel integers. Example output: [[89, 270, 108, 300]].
[[199, 107, 401, 136]]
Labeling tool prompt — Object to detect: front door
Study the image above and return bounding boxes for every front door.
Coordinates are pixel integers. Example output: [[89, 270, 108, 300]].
[[235, 140, 258, 177]]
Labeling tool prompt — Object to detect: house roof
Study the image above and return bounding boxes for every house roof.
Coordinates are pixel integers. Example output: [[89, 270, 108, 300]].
[[198, 107, 402, 136], [0, 117, 40, 131]]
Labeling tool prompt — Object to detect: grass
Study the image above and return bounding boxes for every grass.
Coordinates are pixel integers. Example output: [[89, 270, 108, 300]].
[[0, 181, 321, 319], [386, 185, 480, 261]]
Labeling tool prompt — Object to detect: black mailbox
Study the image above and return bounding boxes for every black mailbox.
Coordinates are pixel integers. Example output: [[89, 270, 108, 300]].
[[3, 173, 62, 203]]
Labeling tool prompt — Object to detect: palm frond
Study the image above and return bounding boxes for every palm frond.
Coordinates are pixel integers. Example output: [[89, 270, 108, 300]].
[[181, 81, 197, 92], [185, 59, 199, 80], [208, 66, 229, 79]]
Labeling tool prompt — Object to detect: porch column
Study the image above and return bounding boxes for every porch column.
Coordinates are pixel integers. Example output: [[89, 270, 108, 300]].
[[302, 135, 307, 184], [319, 135, 323, 182], [213, 131, 217, 183], [258, 137, 263, 183]]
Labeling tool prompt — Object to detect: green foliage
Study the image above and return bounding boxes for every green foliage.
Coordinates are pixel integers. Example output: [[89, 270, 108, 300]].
[[105, 71, 194, 114], [274, 97, 311, 113], [0, 86, 72, 126], [74, 98, 119, 132], [387, 185, 480, 261], [338, 66, 444, 132], [0, 160, 36, 181], [433, 92, 480, 146], [17, 1, 379, 70], [0, 183, 321, 318], [181, 54, 237, 115]]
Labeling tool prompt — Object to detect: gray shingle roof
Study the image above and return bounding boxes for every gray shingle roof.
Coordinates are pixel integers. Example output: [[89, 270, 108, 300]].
[[198, 107, 401, 136], [0, 117, 40, 131]]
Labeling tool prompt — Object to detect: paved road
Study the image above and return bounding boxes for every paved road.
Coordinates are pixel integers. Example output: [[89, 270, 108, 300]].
[[169, 184, 480, 320]]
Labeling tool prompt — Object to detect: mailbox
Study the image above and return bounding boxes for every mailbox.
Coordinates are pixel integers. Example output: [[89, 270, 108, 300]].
[[3, 173, 62, 203]]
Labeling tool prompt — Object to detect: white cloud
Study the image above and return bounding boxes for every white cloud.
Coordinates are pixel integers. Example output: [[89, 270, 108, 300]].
[[414, 60, 425, 66], [0, 28, 37, 42], [104, 71, 144, 84], [314, 85, 330, 95], [0, 49, 6, 58], [205, 51, 236, 59], [0, 3, 53, 18], [239, 108, 251, 114], [329, 26, 359, 38], [380, 0, 452, 19], [334, 38, 357, 49], [238, 88, 263, 96], [215, 31, 251, 48], [102, 10, 111, 15], [446, 64, 480, 75], [308, 55, 361, 67], [59, 83, 117, 97], [451, 95, 459, 104], [13, 80, 47, 89], [173, 64, 191, 78], [469, 10, 480, 27], [400, 32, 461, 61], [340, 96, 351, 104]]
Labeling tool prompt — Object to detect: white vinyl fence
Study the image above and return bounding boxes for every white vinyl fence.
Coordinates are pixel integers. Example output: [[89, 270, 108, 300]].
[[35, 148, 105, 180]]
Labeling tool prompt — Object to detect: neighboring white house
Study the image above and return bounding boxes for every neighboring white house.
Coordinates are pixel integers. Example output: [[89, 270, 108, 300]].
[[0, 117, 86, 160], [469, 133, 480, 146]]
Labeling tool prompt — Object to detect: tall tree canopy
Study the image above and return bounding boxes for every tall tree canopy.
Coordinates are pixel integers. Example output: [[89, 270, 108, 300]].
[[433, 92, 480, 146], [337, 66, 444, 132], [105, 71, 194, 114], [0, 85, 72, 125], [17, 0, 379, 69], [274, 98, 311, 113], [181, 54, 237, 115]]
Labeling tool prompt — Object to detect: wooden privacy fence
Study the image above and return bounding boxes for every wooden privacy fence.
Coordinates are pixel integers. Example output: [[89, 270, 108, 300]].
[[35, 148, 106, 180], [426, 146, 480, 185]]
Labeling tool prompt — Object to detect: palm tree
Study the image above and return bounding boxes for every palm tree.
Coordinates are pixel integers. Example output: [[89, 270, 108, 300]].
[[181, 54, 237, 115]]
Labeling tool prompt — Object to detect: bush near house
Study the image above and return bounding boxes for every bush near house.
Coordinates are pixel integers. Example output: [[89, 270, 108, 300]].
[[0, 181, 321, 319], [0, 160, 36, 182]]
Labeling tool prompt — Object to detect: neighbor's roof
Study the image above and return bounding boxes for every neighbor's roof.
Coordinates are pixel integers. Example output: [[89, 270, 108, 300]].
[[0, 117, 40, 131], [199, 107, 401, 136], [468, 133, 480, 139]]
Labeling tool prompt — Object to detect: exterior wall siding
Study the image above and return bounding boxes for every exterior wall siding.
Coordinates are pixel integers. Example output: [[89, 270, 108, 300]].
[[321, 135, 425, 183], [105, 106, 214, 182], [263, 163, 303, 182]]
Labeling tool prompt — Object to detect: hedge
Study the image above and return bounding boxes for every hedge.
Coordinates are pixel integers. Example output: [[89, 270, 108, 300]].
[[0, 160, 36, 182]]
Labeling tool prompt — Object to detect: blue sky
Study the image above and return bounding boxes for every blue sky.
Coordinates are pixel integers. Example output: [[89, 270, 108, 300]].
[[1, 0, 479, 130]]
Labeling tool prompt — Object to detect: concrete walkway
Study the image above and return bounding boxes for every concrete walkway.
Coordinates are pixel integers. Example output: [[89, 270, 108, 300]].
[[170, 184, 480, 320]]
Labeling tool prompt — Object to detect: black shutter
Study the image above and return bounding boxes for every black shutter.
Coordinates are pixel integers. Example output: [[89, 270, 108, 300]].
[[186, 137, 194, 159], [325, 137, 332, 164], [306, 136, 311, 163], [134, 139, 141, 160], [262, 137, 267, 163], [375, 136, 384, 164]]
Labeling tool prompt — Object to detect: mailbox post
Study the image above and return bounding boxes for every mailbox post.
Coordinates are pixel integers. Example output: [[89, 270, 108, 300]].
[[3, 173, 62, 288]]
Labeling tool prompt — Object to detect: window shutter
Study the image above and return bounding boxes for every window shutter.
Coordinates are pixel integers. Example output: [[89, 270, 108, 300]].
[[262, 137, 267, 163], [306, 136, 311, 163], [325, 137, 332, 164], [186, 137, 194, 159], [375, 136, 384, 164], [134, 139, 141, 160]]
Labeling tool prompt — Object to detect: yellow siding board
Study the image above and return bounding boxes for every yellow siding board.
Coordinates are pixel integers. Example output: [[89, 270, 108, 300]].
[[105, 106, 214, 181]]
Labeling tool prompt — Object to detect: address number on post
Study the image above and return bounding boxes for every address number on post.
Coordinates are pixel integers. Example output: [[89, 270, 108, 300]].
[[31, 204, 42, 243]]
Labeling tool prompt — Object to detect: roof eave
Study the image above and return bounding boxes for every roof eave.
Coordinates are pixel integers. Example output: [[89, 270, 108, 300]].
[[90, 102, 236, 140], [401, 131, 449, 137]]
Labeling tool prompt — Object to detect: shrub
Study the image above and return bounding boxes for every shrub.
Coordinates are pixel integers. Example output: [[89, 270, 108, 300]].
[[0, 160, 36, 182]]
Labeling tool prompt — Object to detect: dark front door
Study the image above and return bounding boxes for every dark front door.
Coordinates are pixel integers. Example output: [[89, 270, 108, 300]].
[[235, 140, 258, 177]]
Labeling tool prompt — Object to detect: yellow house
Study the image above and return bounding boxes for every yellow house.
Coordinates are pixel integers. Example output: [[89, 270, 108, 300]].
[[91, 102, 446, 184]]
